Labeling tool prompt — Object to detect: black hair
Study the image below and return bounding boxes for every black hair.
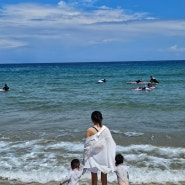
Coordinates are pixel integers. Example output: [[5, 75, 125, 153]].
[[91, 111, 103, 126], [71, 159, 80, 170], [115, 153, 124, 166]]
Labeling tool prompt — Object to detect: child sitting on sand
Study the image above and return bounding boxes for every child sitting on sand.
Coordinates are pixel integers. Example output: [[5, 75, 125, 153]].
[[60, 159, 83, 185], [115, 153, 129, 185]]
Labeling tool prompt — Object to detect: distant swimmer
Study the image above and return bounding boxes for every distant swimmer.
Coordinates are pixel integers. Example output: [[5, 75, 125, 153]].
[[3, 84, 9, 91], [98, 79, 106, 83], [150, 76, 159, 84], [135, 79, 142, 83], [135, 84, 155, 91], [139, 86, 147, 90], [147, 83, 152, 88]]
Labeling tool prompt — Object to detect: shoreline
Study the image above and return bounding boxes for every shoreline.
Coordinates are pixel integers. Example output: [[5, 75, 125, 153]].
[[1, 180, 185, 185]]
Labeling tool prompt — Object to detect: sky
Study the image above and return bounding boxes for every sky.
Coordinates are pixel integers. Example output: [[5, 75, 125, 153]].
[[0, 0, 185, 63]]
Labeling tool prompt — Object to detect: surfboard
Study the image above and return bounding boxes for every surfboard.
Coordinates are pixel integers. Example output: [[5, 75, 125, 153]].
[[127, 82, 150, 84], [0, 88, 10, 92]]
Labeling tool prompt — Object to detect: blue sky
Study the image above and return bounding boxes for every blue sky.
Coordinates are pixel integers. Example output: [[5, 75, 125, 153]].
[[0, 0, 185, 63]]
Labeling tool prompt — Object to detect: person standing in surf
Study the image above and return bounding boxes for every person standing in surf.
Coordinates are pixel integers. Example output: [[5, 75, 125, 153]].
[[83, 111, 116, 185]]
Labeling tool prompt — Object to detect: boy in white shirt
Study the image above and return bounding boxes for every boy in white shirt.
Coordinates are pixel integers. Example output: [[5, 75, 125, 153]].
[[60, 159, 83, 185]]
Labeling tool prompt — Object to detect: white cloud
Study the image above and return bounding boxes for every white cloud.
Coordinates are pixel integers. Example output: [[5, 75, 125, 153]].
[[0, 2, 151, 26], [58, 0, 98, 8], [0, 2, 152, 48], [0, 39, 27, 49], [168, 45, 185, 52], [0, 2, 185, 49]]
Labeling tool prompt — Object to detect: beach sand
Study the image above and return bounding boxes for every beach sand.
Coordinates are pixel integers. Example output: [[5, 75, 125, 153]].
[[1, 180, 185, 185]]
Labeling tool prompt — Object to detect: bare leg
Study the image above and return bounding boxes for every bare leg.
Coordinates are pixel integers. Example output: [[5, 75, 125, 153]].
[[91, 172, 98, 185], [101, 172, 107, 185]]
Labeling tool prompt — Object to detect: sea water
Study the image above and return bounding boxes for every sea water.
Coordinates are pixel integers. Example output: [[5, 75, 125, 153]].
[[0, 61, 185, 185]]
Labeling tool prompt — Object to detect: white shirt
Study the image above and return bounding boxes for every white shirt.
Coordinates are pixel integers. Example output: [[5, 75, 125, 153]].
[[115, 163, 129, 183], [61, 169, 82, 185]]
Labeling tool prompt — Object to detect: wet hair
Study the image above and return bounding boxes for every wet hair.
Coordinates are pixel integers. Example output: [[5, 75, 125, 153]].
[[71, 159, 80, 170], [115, 153, 124, 166], [91, 111, 103, 126]]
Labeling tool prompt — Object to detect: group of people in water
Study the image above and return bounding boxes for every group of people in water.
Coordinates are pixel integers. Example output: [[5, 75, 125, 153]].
[[60, 111, 129, 185], [136, 76, 159, 84], [135, 76, 159, 91]]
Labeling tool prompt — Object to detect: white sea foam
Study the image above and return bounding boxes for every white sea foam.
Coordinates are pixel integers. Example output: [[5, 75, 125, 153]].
[[45, 141, 83, 151], [0, 139, 185, 184], [124, 132, 144, 137]]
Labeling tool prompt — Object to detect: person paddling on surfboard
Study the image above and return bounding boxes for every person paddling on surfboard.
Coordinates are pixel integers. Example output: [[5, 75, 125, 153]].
[[150, 76, 159, 84], [135, 79, 142, 83], [3, 84, 9, 91]]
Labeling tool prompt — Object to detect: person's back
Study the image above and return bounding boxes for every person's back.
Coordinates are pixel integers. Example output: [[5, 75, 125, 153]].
[[61, 169, 82, 185], [60, 159, 82, 185], [83, 111, 116, 185], [115, 164, 129, 185], [115, 154, 129, 185]]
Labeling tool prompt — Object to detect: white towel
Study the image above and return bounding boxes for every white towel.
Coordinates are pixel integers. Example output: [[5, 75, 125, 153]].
[[83, 125, 116, 174]]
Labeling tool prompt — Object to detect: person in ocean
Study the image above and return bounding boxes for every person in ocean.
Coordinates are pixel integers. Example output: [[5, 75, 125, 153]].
[[98, 79, 106, 83], [83, 111, 116, 185], [135, 79, 142, 83], [115, 153, 129, 185], [138, 86, 147, 90], [3, 84, 9, 91], [60, 159, 83, 185], [150, 76, 159, 84], [147, 83, 152, 88]]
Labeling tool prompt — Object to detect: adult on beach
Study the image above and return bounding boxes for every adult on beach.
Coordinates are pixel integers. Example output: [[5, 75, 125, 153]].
[[83, 111, 116, 185]]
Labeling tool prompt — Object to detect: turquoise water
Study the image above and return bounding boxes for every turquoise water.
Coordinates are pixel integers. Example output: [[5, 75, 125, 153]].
[[0, 61, 185, 184]]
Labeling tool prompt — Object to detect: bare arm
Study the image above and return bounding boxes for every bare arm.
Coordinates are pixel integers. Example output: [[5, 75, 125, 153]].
[[86, 127, 97, 138]]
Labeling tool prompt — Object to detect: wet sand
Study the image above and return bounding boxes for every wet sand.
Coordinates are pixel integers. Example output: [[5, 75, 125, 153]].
[[1, 179, 185, 185]]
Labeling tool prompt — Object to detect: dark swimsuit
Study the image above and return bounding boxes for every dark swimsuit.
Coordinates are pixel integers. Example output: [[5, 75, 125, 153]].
[[92, 126, 98, 132]]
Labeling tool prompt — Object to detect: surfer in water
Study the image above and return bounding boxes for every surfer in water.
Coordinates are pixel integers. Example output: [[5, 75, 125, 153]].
[[3, 84, 9, 91], [150, 76, 159, 84], [135, 79, 142, 83], [98, 79, 106, 83], [147, 83, 152, 88]]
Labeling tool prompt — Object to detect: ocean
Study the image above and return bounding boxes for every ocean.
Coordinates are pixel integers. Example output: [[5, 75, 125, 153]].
[[0, 60, 185, 185]]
